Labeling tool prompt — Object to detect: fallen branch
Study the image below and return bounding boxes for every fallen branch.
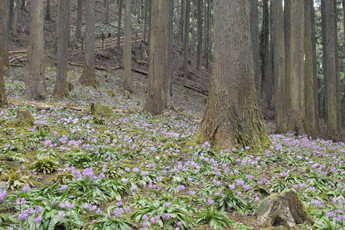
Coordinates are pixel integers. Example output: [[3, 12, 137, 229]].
[[183, 84, 208, 96], [132, 68, 148, 75]]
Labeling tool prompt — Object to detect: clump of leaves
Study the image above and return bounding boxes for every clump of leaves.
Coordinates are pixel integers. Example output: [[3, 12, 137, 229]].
[[131, 199, 194, 229], [89, 206, 135, 230], [213, 189, 249, 213], [64, 151, 94, 168], [196, 206, 233, 229], [32, 158, 59, 174], [1, 169, 31, 190]]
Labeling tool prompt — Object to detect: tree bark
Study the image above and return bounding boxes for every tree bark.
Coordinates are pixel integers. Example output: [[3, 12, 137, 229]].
[[143, 0, 148, 42], [117, 0, 123, 47], [75, 0, 83, 41], [53, 0, 70, 99], [260, 0, 273, 109], [79, 0, 98, 88], [143, 0, 172, 115], [28, 0, 46, 100], [0, 0, 8, 107], [272, 0, 286, 133], [183, 0, 190, 77], [196, 0, 270, 150], [196, 0, 202, 70], [285, 0, 305, 135], [45, 0, 51, 20], [304, 0, 319, 138], [123, 0, 132, 92], [250, 0, 260, 93], [322, 0, 342, 141], [104, 0, 110, 24]]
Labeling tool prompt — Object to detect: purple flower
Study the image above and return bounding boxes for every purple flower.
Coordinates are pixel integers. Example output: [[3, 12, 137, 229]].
[[150, 217, 158, 224], [163, 202, 171, 207], [142, 222, 150, 227], [310, 200, 322, 208], [34, 216, 43, 223], [207, 198, 214, 205], [133, 167, 139, 173], [177, 185, 185, 191], [189, 191, 196, 196], [115, 208, 123, 217], [177, 221, 182, 227], [131, 185, 138, 191], [83, 168, 94, 178], [326, 212, 335, 218], [235, 179, 245, 186], [117, 201, 123, 207], [162, 214, 171, 221], [143, 214, 149, 221], [35, 206, 43, 213], [0, 191, 7, 202], [243, 184, 251, 191], [18, 212, 29, 221], [16, 198, 26, 206], [22, 186, 31, 193], [59, 185, 68, 191], [59, 201, 75, 210]]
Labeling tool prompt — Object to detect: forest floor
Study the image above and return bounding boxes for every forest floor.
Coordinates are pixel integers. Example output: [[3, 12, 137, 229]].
[[1, 1, 345, 229]]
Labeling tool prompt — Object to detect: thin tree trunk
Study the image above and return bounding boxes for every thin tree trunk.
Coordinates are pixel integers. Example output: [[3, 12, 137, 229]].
[[28, 0, 46, 100], [105, 0, 110, 24], [45, 0, 51, 20], [54, 0, 70, 98], [123, 0, 132, 92], [205, 0, 210, 69], [143, 0, 148, 42], [304, 0, 318, 137], [183, 0, 190, 77], [250, 0, 260, 93], [196, 0, 202, 70], [75, 0, 83, 41], [3, 0, 10, 67], [0, 0, 8, 107], [117, 0, 123, 47], [260, 0, 273, 109], [179, 0, 185, 42], [79, 0, 98, 88]]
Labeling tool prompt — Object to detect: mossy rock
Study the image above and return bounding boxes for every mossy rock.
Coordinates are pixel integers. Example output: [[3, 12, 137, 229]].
[[255, 189, 314, 229], [88, 103, 113, 118], [106, 90, 116, 97], [11, 108, 35, 127]]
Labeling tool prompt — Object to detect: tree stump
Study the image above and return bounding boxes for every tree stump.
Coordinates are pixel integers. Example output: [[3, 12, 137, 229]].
[[255, 189, 314, 229]]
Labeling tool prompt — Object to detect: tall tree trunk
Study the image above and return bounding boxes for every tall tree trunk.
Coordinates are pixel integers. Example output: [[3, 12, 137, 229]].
[[179, 0, 185, 42], [123, 0, 132, 92], [205, 0, 210, 69], [143, 0, 172, 115], [0, 0, 8, 107], [165, 0, 173, 106], [3, 0, 10, 67], [260, 0, 273, 109], [286, 0, 305, 134], [104, 0, 110, 24], [45, 0, 51, 20], [196, 0, 202, 70], [183, 0, 190, 77], [117, 0, 123, 47], [28, 0, 46, 100], [79, 0, 98, 88], [250, 0, 260, 93], [196, 0, 269, 150], [304, 0, 319, 137], [322, 0, 342, 141], [75, 0, 83, 41], [311, 0, 320, 133], [272, 0, 286, 133], [53, 0, 70, 98], [143, 0, 148, 42]]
